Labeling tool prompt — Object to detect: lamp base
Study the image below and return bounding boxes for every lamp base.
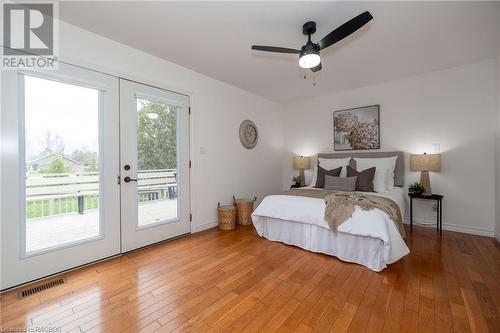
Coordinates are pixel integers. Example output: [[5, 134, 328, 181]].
[[299, 169, 306, 187], [420, 171, 432, 196]]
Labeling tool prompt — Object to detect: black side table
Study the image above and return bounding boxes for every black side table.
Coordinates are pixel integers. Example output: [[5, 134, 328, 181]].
[[409, 193, 443, 234]]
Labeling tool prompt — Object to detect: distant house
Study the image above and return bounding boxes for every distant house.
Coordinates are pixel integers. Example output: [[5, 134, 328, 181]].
[[28, 153, 83, 172]]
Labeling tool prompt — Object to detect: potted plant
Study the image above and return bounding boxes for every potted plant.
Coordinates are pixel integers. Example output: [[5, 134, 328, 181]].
[[408, 182, 425, 196], [293, 176, 301, 187]]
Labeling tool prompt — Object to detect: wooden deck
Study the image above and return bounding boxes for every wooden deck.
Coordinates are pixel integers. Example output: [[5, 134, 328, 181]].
[[26, 199, 177, 252], [2, 225, 500, 332], [26, 210, 99, 253]]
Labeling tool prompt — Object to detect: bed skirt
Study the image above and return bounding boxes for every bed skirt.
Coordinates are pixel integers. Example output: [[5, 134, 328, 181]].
[[253, 217, 388, 271]]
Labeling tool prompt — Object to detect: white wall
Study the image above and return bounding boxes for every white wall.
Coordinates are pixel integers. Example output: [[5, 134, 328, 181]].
[[58, 22, 284, 232], [283, 60, 497, 236], [495, 48, 500, 242]]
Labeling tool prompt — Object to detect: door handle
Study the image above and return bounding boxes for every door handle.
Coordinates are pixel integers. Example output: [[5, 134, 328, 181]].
[[123, 176, 137, 183]]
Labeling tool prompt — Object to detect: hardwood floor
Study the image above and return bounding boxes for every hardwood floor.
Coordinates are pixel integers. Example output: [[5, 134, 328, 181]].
[[1, 225, 500, 332]]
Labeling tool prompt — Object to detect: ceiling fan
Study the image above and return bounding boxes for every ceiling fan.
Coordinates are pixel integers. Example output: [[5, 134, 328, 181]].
[[251, 11, 373, 73]]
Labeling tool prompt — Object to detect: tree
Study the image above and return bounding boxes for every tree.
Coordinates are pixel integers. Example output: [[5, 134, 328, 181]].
[[39, 156, 72, 174], [137, 101, 177, 170], [71, 148, 95, 164], [41, 131, 65, 155], [71, 148, 99, 172], [84, 156, 99, 172]]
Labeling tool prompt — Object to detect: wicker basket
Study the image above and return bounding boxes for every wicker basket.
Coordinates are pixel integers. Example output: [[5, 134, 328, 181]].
[[233, 196, 257, 226], [217, 203, 236, 230]]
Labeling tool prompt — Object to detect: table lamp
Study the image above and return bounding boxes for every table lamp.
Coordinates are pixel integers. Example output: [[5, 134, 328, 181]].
[[410, 153, 441, 196], [293, 156, 310, 187]]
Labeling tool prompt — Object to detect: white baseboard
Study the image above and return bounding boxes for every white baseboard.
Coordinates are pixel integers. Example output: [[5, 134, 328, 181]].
[[495, 231, 500, 244], [192, 220, 218, 233], [195, 218, 496, 238], [404, 218, 494, 237]]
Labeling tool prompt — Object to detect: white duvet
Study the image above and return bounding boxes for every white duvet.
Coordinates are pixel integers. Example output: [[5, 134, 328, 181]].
[[252, 187, 410, 266]]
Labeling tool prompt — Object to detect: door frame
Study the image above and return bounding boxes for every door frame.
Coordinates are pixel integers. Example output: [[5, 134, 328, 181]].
[[0, 58, 194, 291], [119, 78, 191, 253]]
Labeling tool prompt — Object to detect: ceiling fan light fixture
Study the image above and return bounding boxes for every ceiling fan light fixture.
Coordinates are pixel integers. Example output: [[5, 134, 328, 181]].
[[299, 52, 320, 69], [251, 11, 373, 74], [299, 42, 321, 69]]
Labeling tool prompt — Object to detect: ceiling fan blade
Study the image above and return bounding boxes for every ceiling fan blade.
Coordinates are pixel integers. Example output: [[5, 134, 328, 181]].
[[317, 11, 373, 50], [251, 45, 300, 54], [310, 62, 322, 72]]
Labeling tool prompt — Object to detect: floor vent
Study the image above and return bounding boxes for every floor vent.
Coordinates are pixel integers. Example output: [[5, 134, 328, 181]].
[[18, 277, 66, 298]]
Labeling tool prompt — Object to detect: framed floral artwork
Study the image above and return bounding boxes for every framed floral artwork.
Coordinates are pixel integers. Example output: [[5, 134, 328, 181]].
[[333, 104, 380, 151]]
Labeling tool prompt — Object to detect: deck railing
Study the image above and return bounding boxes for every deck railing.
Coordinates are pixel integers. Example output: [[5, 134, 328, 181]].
[[26, 169, 177, 219]]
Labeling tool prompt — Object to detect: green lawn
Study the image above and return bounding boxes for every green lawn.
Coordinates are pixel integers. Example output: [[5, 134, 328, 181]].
[[26, 196, 99, 219], [26, 194, 158, 219]]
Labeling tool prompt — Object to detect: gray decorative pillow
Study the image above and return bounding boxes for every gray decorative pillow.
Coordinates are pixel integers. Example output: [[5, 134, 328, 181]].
[[324, 175, 358, 192], [347, 166, 376, 192], [314, 166, 342, 188]]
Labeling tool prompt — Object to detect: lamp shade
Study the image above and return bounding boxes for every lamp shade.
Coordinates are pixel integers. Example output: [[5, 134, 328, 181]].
[[410, 153, 441, 172], [293, 156, 310, 170]]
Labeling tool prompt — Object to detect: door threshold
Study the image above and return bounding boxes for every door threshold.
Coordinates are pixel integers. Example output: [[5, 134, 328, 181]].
[[121, 232, 191, 254]]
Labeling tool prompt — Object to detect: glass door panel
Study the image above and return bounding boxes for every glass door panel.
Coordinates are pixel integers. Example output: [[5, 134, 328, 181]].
[[24, 75, 101, 253], [136, 98, 179, 227]]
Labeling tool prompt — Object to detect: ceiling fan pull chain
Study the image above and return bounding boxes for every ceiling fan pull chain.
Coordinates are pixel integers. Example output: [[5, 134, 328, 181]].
[[313, 72, 316, 86], [303, 70, 306, 80]]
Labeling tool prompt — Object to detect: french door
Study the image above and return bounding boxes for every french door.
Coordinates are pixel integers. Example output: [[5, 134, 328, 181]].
[[1, 63, 121, 289], [1, 65, 190, 290], [119, 79, 190, 252]]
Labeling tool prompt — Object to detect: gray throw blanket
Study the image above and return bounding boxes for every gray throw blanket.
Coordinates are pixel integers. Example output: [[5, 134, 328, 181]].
[[282, 189, 406, 238]]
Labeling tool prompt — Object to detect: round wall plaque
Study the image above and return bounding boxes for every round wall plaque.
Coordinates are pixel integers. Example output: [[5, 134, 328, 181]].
[[239, 120, 258, 149]]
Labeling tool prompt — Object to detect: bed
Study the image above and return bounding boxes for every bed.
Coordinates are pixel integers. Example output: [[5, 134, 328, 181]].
[[252, 152, 410, 271]]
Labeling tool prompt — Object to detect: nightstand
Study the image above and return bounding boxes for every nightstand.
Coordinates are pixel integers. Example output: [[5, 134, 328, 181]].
[[409, 193, 443, 234]]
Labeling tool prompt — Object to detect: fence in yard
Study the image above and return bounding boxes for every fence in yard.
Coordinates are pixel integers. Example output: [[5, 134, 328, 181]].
[[26, 169, 177, 219]]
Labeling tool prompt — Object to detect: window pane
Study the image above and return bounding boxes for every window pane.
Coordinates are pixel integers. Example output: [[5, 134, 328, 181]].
[[24, 75, 100, 253], [136, 98, 178, 227]]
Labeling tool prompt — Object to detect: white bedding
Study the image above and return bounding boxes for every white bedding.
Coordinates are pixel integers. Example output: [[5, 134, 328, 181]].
[[251, 187, 410, 271]]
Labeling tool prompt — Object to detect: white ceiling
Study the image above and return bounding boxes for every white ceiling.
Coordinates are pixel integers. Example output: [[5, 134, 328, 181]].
[[60, 1, 500, 103]]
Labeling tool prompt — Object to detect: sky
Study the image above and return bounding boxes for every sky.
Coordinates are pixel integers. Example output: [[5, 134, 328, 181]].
[[24, 75, 99, 160]]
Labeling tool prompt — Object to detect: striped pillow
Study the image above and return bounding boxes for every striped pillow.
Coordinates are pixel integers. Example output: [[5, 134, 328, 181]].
[[324, 175, 358, 192]]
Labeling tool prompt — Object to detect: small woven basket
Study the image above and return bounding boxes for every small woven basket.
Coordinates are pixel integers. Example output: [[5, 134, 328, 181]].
[[233, 196, 257, 226], [217, 202, 236, 230]]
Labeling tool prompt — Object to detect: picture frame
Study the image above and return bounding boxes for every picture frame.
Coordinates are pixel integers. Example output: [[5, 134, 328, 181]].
[[333, 104, 380, 151]]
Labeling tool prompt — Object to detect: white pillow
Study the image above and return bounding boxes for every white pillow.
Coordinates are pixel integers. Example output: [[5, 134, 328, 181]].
[[353, 156, 398, 192], [309, 165, 318, 186], [318, 157, 351, 177]]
